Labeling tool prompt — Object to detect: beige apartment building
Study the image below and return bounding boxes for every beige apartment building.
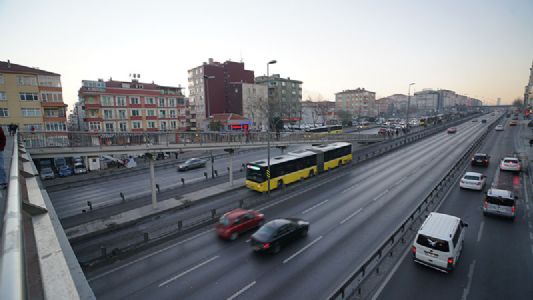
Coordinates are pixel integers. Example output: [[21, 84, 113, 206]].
[[0, 60, 67, 132]]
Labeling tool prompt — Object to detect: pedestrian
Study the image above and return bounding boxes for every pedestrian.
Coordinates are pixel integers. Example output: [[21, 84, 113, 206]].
[[0, 127, 6, 189], [529, 139, 533, 147]]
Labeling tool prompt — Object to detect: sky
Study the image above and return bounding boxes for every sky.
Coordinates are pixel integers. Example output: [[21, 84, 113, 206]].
[[1, 0, 532, 110]]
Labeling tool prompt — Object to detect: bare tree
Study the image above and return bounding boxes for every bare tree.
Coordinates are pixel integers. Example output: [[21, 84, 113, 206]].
[[512, 98, 523, 107]]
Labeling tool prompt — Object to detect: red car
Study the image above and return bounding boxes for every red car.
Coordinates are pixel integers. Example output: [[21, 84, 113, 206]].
[[447, 127, 457, 134], [216, 209, 265, 240]]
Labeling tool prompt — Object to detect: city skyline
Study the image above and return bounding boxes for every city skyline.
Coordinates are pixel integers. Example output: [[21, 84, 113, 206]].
[[1, 0, 532, 110]]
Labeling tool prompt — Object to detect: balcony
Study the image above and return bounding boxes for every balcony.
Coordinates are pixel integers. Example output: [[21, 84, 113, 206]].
[[85, 103, 101, 109], [42, 102, 67, 107]]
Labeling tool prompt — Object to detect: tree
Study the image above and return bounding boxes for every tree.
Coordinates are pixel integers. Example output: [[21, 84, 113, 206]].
[[270, 116, 284, 132], [208, 120, 222, 131], [512, 98, 523, 107], [336, 110, 353, 126]]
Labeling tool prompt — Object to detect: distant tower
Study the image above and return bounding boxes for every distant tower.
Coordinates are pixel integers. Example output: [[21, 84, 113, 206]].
[[497, 98, 501, 106]]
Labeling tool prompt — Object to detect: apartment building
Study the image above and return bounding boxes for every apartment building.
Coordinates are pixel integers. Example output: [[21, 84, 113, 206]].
[[229, 82, 268, 130], [255, 74, 303, 125], [188, 58, 254, 130], [0, 60, 67, 132], [77, 78, 188, 132], [301, 100, 336, 125], [335, 88, 376, 118]]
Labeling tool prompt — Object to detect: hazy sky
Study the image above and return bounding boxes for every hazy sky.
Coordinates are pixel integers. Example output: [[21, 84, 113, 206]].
[[1, 0, 532, 109]]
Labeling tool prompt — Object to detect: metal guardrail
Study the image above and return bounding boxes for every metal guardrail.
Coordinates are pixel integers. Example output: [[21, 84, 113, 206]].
[[0, 133, 24, 300], [76, 114, 480, 268], [327, 115, 501, 300]]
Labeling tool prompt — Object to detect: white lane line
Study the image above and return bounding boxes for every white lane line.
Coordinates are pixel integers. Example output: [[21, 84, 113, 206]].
[[302, 199, 329, 214], [283, 236, 323, 264], [529, 221, 532, 229], [531, 245, 533, 257], [373, 190, 389, 202], [226, 281, 256, 300], [158, 255, 219, 287], [371, 246, 411, 300], [88, 229, 214, 282], [461, 260, 477, 300], [529, 232, 533, 241], [476, 221, 485, 243], [339, 208, 363, 225], [394, 177, 407, 186], [527, 204, 530, 211], [342, 185, 359, 193], [258, 198, 288, 211], [245, 239, 250, 243]]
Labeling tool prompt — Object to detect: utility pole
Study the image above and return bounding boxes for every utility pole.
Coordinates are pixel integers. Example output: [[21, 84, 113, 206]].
[[266, 60, 277, 196]]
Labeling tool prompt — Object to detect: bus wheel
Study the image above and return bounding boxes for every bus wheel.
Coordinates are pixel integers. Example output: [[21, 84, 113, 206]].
[[309, 170, 315, 177]]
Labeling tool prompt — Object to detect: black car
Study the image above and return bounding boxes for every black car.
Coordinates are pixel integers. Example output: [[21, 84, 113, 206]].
[[471, 153, 490, 167], [251, 218, 310, 254], [177, 158, 207, 171]]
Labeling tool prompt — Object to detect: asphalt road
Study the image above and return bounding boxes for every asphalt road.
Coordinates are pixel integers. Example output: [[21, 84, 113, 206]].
[[375, 117, 533, 300], [85, 114, 501, 300]]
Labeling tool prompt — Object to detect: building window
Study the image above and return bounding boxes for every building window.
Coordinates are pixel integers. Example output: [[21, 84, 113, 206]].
[[146, 97, 155, 105], [41, 92, 63, 102], [168, 98, 176, 106], [105, 123, 114, 132], [147, 109, 155, 117], [17, 75, 37, 86], [177, 98, 185, 105], [0, 108, 8, 117], [160, 121, 167, 130], [147, 121, 156, 128], [119, 122, 127, 132], [131, 109, 140, 117], [102, 96, 113, 106], [19, 93, 39, 101], [159, 97, 165, 107], [45, 122, 67, 131], [169, 110, 176, 118], [170, 121, 177, 129], [44, 109, 57, 117], [89, 122, 101, 131], [132, 121, 141, 129], [38, 76, 61, 87], [104, 110, 113, 119], [21, 108, 41, 117], [130, 97, 140, 105], [0, 92, 6, 100], [116, 96, 126, 106], [24, 124, 42, 131], [159, 110, 166, 118], [118, 110, 127, 119], [0, 75, 4, 85]]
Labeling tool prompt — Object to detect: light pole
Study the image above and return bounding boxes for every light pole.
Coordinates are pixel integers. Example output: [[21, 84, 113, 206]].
[[406, 83, 415, 131], [266, 60, 276, 196]]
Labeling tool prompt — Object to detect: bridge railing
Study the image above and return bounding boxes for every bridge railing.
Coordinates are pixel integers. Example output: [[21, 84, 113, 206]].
[[19, 130, 385, 149]]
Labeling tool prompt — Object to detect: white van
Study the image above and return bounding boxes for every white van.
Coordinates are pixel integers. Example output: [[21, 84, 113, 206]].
[[412, 212, 468, 273]]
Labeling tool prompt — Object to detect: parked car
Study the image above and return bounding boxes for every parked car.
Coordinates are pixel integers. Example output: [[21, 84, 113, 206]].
[[471, 119, 478, 122], [412, 212, 468, 273], [177, 158, 207, 171], [481, 119, 487, 123], [216, 209, 265, 240], [58, 165, 73, 177], [483, 188, 517, 220], [509, 120, 518, 126], [40, 167, 55, 180], [495, 125, 504, 131], [471, 153, 490, 167], [250, 218, 310, 254], [459, 172, 486, 191], [447, 127, 457, 134], [499, 157, 521, 172], [73, 163, 88, 174]]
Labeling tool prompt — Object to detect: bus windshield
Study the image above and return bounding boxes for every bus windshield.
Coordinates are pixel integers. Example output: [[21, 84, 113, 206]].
[[246, 164, 265, 183]]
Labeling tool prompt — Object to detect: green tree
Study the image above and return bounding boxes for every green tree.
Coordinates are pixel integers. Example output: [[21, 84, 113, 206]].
[[208, 121, 222, 131], [336, 110, 353, 126]]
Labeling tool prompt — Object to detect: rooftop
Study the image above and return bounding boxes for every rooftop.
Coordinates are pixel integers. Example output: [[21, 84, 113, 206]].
[[0, 60, 59, 76]]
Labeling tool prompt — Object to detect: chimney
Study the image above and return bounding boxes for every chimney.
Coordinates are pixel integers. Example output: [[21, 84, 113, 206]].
[[208, 58, 214, 64], [7, 60, 11, 68]]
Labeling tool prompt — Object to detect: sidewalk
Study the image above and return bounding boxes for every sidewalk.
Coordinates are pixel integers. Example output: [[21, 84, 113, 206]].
[[65, 178, 245, 241]]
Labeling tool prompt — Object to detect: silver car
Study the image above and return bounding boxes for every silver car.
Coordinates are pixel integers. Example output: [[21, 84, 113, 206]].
[[40, 167, 55, 180], [177, 158, 207, 171], [483, 188, 517, 219]]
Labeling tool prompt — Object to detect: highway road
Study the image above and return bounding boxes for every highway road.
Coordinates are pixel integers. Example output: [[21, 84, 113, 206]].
[[85, 114, 502, 300], [375, 117, 533, 300]]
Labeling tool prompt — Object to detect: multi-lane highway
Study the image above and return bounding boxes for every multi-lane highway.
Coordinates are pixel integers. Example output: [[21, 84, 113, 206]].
[[84, 114, 508, 299], [375, 117, 533, 300]]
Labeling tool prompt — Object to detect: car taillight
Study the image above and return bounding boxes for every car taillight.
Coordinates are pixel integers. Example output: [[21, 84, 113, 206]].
[[263, 243, 270, 249], [447, 257, 454, 265], [512, 206, 516, 213], [411, 246, 416, 254], [483, 201, 488, 208]]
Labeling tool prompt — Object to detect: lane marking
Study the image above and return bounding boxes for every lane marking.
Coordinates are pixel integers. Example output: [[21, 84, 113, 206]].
[[158, 255, 219, 287], [461, 260, 476, 300], [340, 208, 363, 225], [529, 232, 533, 241], [342, 184, 359, 193], [476, 221, 484, 243], [527, 204, 530, 211], [302, 199, 329, 214], [373, 190, 389, 202], [88, 229, 214, 282], [529, 221, 532, 229], [283, 236, 323, 264], [226, 281, 256, 300]]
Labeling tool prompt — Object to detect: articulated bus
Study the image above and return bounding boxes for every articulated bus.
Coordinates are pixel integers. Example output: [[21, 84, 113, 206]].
[[305, 125, 343, 134], [245, 142, 352, 192]]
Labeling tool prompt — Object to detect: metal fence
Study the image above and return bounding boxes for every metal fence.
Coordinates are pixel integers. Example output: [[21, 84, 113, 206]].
[[327, 116, 500, 300]]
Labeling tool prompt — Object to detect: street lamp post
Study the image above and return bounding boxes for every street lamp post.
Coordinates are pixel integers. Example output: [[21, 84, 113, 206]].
[[266, 60, 276, 196], [204, 75, 215, 178], [406, 83, 415, 131]]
